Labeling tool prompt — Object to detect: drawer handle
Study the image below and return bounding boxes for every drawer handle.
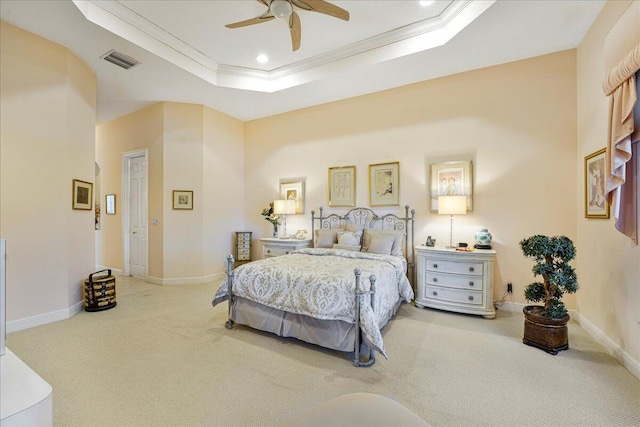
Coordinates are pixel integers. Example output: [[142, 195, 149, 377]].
[[267, 250, 271, 254], [433, 278, 438, 282], [432, 291, 438, 296], [433, 264, 438, 268], [286, 251, 290, 254], [469, 267, 475, 272], [468, 296, 474, 301], [469, 281, 474, 287]]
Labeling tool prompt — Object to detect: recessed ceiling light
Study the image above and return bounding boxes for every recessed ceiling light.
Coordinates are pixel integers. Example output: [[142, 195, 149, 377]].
[[256, 54, 269, 64], [419, 0, 435, 6]]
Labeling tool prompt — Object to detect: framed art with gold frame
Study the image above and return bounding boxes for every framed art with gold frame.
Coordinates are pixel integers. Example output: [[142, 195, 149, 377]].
[[584, 148, 609, 219], [369, 162, 399, 206], [328, 166, 356, 207], [173, 190, 194, 210]]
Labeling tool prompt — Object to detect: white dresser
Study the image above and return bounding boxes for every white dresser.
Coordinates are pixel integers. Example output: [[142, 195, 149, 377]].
[[259, 238, 313, 258], [415, 246, 496, 319]]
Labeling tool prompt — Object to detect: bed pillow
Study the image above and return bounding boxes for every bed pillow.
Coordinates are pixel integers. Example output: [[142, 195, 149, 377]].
[[332, 243, 361, 252], [364, 233, 396, 255], [345, 223, 365, 233], [336, 230, 363, 246], [362, 229, 405, 257], [314, 229, 338, 248]]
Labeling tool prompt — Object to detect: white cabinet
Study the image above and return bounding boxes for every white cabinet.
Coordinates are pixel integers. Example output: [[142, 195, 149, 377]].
[[259, 238, 313, 258], [415, 246, 496, 319]]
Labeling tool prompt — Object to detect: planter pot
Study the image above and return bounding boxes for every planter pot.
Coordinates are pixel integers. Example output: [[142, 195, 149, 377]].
[[522, 305, 569, 355]]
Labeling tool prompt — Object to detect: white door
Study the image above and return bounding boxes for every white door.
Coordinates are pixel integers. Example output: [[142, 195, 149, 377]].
[[129, 155, 147, 277]]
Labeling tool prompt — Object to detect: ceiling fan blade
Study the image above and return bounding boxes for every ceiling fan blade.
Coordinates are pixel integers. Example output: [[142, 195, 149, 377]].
[[291, 0, 349, 21], [225, 11, 275, 28], [289, 11, 301, 51]]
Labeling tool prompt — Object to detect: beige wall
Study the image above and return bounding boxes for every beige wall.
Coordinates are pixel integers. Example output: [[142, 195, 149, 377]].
[[0, 21, 96, 323], [576, 0, 639, 362], [95, 103, 164, 276], [96, 102, 244, 281], [245, 50, 578, 309]]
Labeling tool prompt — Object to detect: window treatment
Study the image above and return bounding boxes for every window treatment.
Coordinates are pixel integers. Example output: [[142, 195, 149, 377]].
[[602, 2, 640, 245]]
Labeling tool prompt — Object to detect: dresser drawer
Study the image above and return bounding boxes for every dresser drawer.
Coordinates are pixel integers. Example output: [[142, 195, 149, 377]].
[[424, 285, 483, 306], [264, 247, 294, 257], [237, 235, 251, 243], [426, 272, 483, 291], [425, 258, 483, 276]]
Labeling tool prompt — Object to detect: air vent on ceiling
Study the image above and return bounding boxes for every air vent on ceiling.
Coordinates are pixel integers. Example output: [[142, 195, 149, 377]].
[[101, 50, 140, 70]]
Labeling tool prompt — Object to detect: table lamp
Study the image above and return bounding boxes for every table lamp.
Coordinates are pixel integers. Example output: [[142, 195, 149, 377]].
[[273, 199, 296, 239], [438, 196, 467, 248]]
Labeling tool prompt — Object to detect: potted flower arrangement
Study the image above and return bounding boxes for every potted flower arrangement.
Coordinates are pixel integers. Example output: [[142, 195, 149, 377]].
[[261, 203, 281, 238], [519, 235, 579, 355]]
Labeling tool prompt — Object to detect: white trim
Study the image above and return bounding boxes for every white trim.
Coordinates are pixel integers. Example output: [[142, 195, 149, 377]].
[[94, 265, 123, 276], [573, 311, 640, 381], [146, 272, 225, 286], [7, 301, 83, 334], [122, 148, 149, 278], [496, 302, 639, 381], [71, 0, 494, 93]]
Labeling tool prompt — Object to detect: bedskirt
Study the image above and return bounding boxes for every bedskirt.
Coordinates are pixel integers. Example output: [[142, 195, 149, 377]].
[[229, 295, 403, 353]]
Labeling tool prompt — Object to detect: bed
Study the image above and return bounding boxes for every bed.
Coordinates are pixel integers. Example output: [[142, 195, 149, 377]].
[[212, 206, 415, 366]]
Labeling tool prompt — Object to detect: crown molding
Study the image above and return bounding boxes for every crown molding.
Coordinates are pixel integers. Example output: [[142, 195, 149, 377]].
[[72, 0, 494, 92]]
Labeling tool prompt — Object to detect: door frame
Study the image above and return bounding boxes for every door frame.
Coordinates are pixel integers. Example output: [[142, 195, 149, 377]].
[[121, 148, 149, 277]]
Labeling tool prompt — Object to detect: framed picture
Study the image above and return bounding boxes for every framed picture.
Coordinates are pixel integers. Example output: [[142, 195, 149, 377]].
[[106, 194, 116, 215], [72, 179, 93, 210], [369, 162, 399, 206], [280, 178, 305, 214], [173, 190, 193, 210], [430, 160, 473, 212], [584, 148, 609, 219], [328, 166, 356, 207]]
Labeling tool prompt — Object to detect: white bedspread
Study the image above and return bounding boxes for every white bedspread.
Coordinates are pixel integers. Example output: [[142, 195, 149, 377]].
[[212, 248, 413, 357]]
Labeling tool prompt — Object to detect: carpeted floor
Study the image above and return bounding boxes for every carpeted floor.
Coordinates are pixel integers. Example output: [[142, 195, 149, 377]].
[[6, 275, 640, 427]]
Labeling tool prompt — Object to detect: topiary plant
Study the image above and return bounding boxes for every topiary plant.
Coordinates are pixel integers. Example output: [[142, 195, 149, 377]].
[[519, 235, 579, 319]]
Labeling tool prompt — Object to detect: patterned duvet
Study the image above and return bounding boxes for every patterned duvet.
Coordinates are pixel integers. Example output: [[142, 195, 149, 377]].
[[212, 248, 413, 357]]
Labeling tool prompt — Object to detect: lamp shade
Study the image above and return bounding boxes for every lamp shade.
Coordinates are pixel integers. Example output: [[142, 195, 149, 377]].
[[273, 199, 296, 215], [438, 196, 467, 215]]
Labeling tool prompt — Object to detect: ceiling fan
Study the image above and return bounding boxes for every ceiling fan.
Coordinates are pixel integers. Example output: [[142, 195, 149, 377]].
[[225, 0, 350, 52]]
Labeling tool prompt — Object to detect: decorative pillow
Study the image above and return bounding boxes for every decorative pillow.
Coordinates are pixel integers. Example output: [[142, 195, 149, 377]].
[[336, 230, 363, 246], [332, 244, 362, 252], [362, 229, 405, 257], [364, 233, 395, 255], [345, 223, 365, 233], [314, 229, 338, 248]]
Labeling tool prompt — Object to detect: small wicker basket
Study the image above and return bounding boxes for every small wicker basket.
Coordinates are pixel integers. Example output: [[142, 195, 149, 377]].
[[84, 269, 117, 312]]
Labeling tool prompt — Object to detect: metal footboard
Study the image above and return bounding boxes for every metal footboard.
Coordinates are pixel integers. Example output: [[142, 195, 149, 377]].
[[353, 268, 377, 367], [225, 254, 235, 330]]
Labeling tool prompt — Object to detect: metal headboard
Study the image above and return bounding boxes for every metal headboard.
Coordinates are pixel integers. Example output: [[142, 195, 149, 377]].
[[310, 206, 416, 285]]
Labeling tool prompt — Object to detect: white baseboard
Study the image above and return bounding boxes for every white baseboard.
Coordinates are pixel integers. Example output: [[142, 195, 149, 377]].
[[146, 272, 225, 286], [95, 265, 123, 276], [7, 300, 83, 334], [573, 311, 640, 381], [496, 302, 639, 381]]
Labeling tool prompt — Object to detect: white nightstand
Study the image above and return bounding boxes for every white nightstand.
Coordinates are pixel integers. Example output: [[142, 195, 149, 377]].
[[259, 238, 313, 258], [415, 245, 496, 319]]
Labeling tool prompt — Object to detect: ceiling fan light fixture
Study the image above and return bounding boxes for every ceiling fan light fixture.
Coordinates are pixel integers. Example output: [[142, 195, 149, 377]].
[[270, 0, 293, 19]]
